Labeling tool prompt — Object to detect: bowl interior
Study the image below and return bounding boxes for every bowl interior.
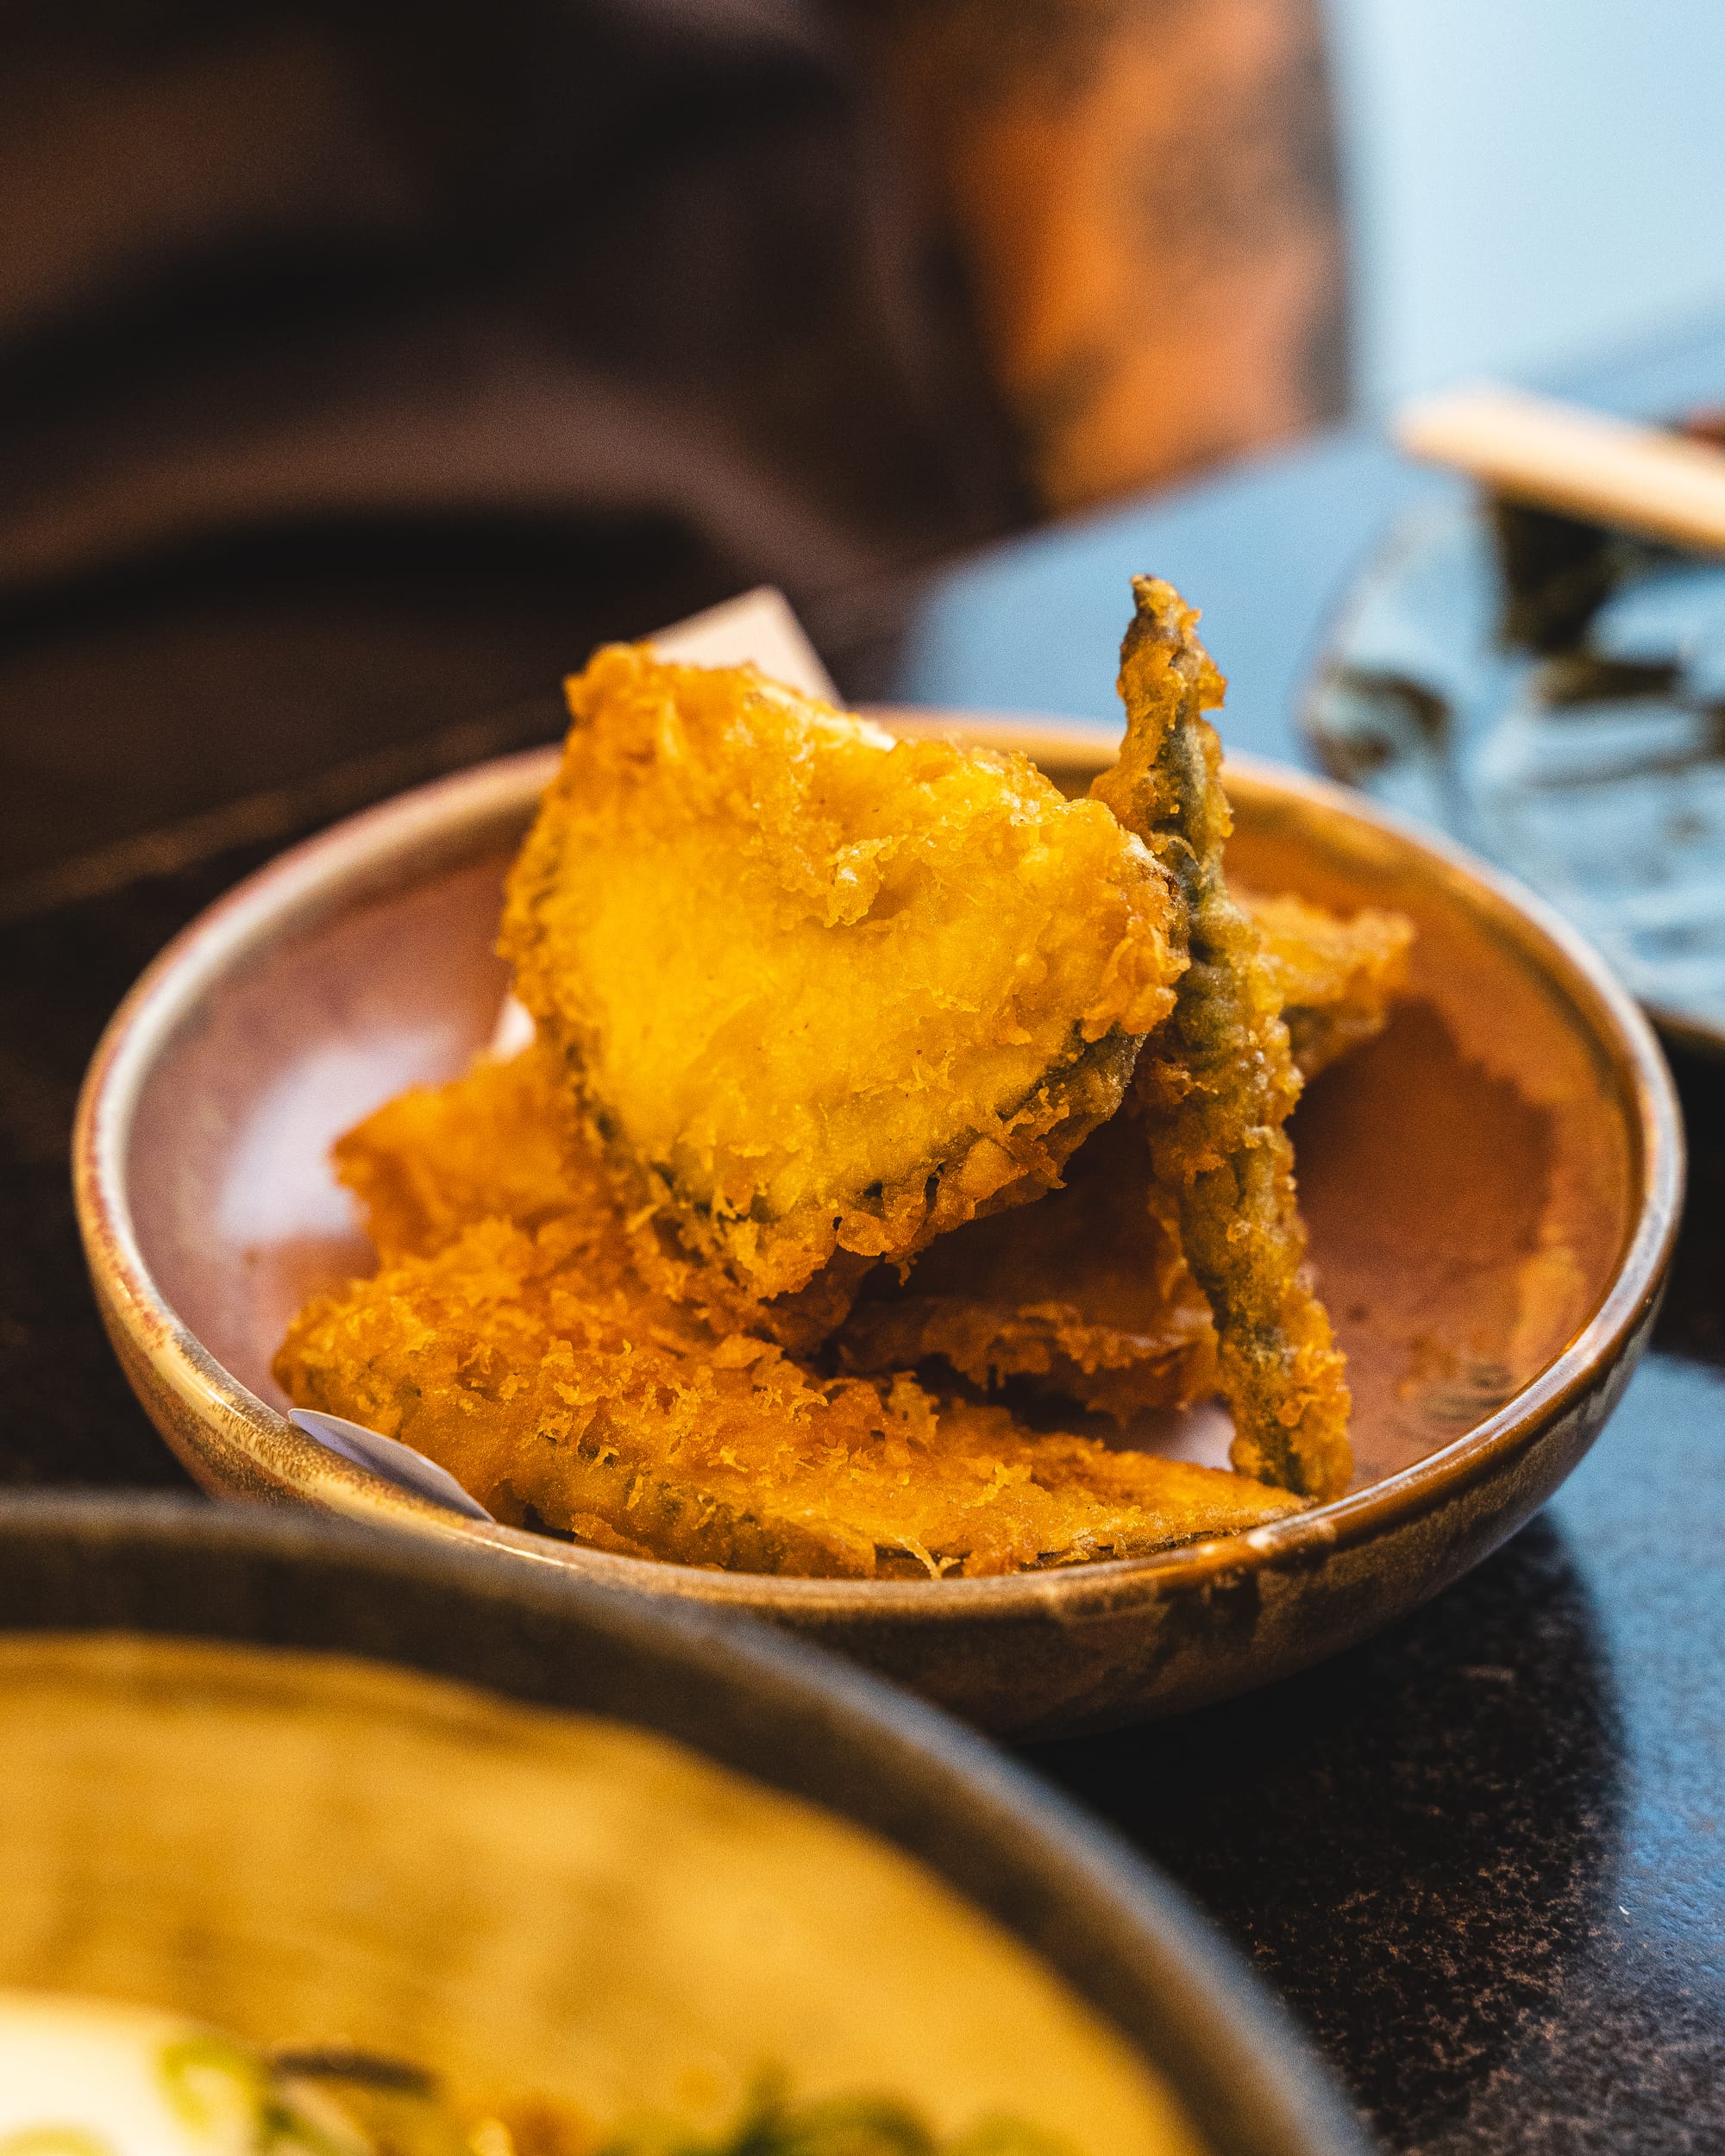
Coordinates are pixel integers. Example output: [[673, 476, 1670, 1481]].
[[118, 733, 1641, 1507], [0, 1629, 1189, 2149]]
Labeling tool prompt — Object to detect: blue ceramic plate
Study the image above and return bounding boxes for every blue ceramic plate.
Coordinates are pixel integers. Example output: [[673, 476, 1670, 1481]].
[[1303, 492, 1725, 1052]]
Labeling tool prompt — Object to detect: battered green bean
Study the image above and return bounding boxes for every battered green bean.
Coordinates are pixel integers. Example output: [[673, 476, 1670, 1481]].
[[1091, 578, 1352, 1502]]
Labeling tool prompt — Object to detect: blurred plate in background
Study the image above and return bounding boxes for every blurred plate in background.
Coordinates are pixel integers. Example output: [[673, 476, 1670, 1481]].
[[1304, 490, 1725, 1053]]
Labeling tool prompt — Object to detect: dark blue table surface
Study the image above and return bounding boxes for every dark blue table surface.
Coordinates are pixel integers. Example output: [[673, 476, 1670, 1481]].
[[892, 322, 1725, 2155]]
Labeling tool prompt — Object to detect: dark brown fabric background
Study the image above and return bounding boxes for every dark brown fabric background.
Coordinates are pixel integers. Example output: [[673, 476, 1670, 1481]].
[[0, 0, 1030, 894]]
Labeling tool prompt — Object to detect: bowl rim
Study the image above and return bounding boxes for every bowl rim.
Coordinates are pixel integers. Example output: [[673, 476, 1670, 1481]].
[[0, 1489, 1371, 2156], [72, 723, 1685, 1622]]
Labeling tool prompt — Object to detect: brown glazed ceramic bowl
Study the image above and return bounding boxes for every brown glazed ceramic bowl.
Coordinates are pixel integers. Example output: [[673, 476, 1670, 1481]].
[[0, 1493, 1369, 2155], [74, 722, 1684, 1738]]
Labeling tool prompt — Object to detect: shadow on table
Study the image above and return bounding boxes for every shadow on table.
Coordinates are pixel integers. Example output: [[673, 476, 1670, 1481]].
[[1029, 1516, 1625, 2152]]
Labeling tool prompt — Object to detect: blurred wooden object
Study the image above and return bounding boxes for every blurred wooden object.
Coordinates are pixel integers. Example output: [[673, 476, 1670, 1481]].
[[873, 0, 1348, 512], [1396, 383, 1725, 553]]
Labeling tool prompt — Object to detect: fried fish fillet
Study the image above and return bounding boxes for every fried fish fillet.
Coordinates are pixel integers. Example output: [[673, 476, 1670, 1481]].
[[1090, 579, 1352, 1501], [275, 1209, 1302, 1579], [499, 647, 1184, 1300], [836, 893, 1411, 1422]]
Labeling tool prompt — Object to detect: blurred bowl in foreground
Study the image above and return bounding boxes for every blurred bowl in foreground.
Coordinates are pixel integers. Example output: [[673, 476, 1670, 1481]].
[[0, 1495, 1366, 2155]]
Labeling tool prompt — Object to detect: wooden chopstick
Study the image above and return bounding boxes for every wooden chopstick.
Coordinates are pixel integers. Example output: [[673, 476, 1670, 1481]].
[[1394, 383, 1725, 555]]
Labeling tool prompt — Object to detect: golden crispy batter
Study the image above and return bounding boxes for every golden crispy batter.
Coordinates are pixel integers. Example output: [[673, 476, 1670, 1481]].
[[1090, 579, 1352, 1501], [837, 1107, 1218, 1420], [499, 647, 1184, 1300], [334, 1043, 862, 1356], [336, 893, 1402, 1272], [336, 898, 1407, 1438], [834, 891, 1410, 1422], [276, 590, 1371, 1570], [342, 1044, 1200, 1423], [275, 1211, 1301, 1579], [1245, 888, 1413, 1081], [334, 1041, 583, 1263]]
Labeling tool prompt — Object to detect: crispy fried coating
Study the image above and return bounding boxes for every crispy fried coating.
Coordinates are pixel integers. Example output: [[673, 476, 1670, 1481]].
[[342, 1044, 1200, 1423], [336, 892, 1401, 1270], [275, 1209, 1301, 1578], [837, 890, 1410, 1422], [1245, 888, 1413, 1081], [837, 1107, 1218, 1420], [334, 1041, 582, 1263], [336, 902, 1405, 1442], [276, 593, 1367, 1565], [297, 1043, 1301, 1570], [334, 1043, 862, 1356], [499, 647, 1184, 1300], [1090, 579, 1352, 1501]]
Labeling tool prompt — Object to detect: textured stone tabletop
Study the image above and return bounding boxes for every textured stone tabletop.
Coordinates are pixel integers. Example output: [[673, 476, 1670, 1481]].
[[4, 320, 1722, 2156]]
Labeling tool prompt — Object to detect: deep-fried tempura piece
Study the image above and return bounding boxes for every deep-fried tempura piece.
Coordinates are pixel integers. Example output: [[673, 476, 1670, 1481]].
[[275, 1212, 1302, 1578], [837, 890, 1410, 1422], [348, 886, 1402, 1268], [335, 1042, 582, 1263], [1245, 889, 1413, 1081], [499, 648, 1184, 1300], [1091, 579, 1352, 1501], [837, 1108, 1217, 1419], [301, 1050, 1297, 1568], [334, 1043, 861, 1356], [341, 884, 1409, 1429]]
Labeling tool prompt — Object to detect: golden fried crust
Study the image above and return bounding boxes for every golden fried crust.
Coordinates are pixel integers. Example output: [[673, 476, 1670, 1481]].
[[834, 880, 1413, 1426], [836, 1108, 1218, 1419], [274, 1212, 1301, 1578], [1245, 889, 1414, 1081], [333, 1043, 864, 1358], [334, 1043, 588, 1263], [278, 607, 1376, 1564], [337, 883, 1410, 1432], [499, 648, 1185, 1299], [1091, 579, 1352, 1501]]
